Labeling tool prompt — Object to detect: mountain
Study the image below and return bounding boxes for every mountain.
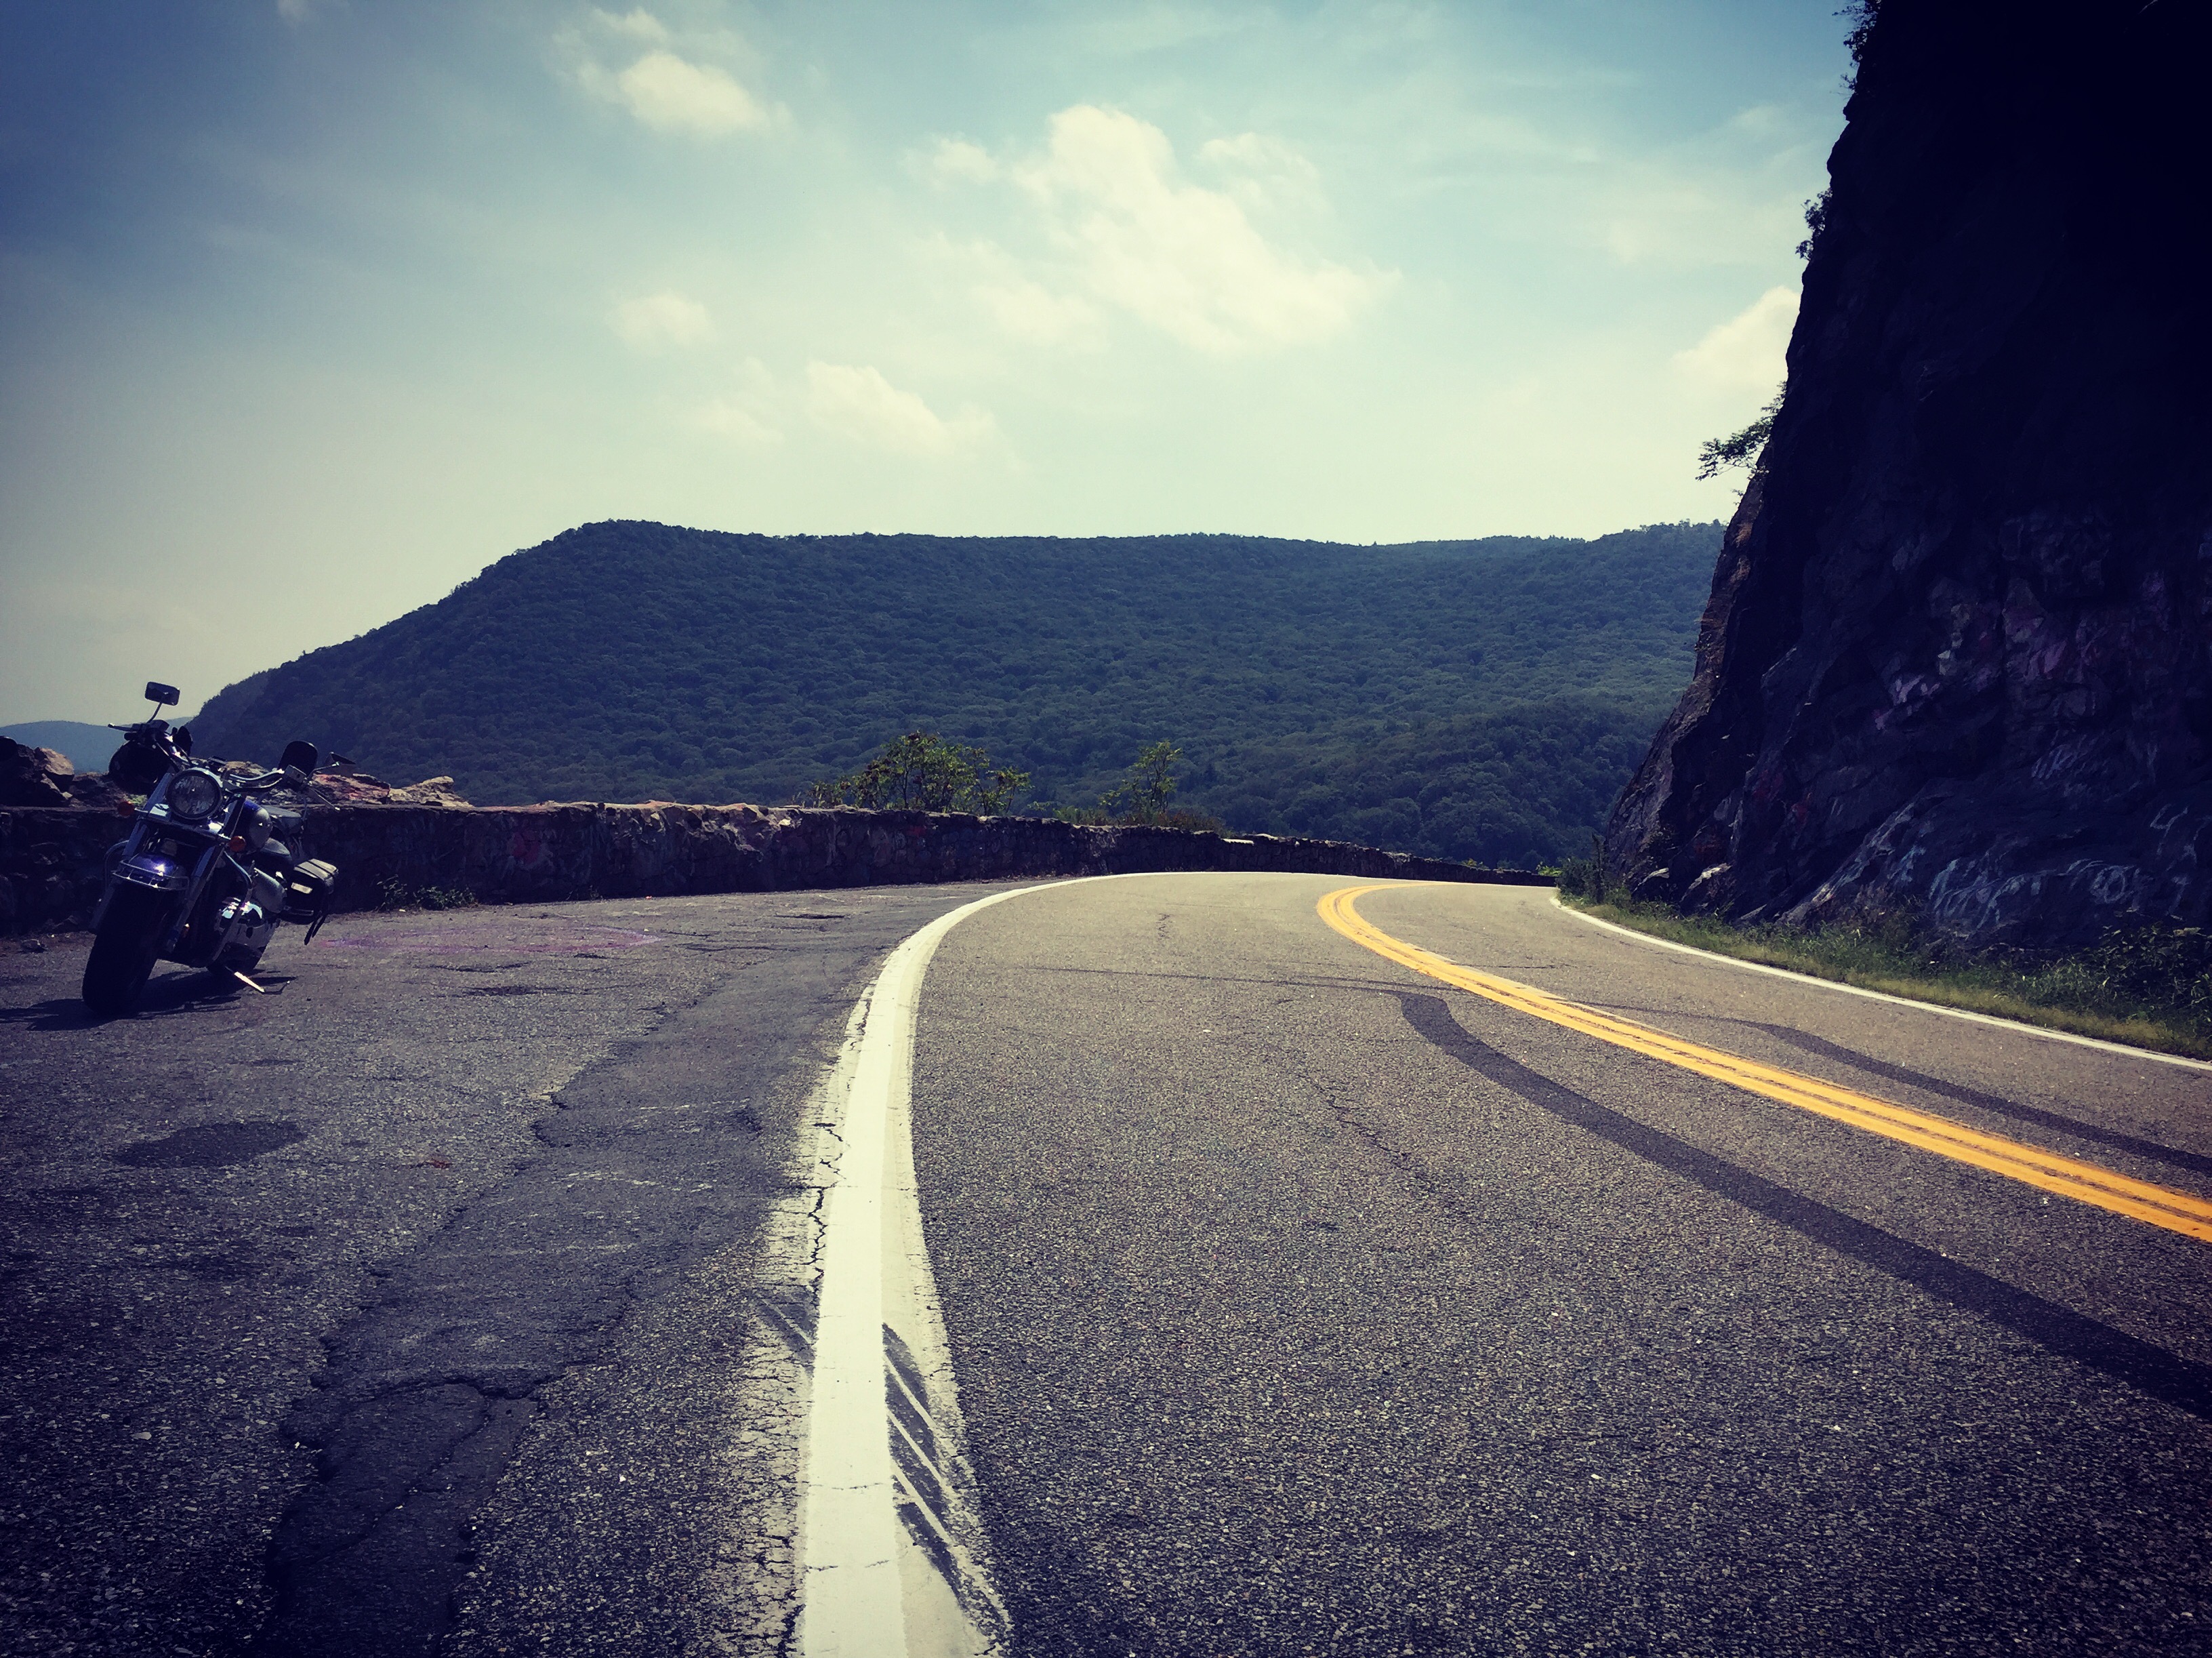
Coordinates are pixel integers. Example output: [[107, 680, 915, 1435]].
[[1608, 0, 2212, 947], [193, 521, 1721, 868], [0, 721, 121, 773]]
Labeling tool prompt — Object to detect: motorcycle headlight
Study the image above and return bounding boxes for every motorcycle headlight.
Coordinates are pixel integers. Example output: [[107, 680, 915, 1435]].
[[167, 768, 223, 822]]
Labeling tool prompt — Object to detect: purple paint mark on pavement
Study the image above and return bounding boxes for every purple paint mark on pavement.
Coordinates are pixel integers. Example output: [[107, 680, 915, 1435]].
[[314, 921, 660, 954]]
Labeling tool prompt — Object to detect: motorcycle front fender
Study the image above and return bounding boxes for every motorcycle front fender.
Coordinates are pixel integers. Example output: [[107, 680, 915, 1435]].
[[89, 869, 184, 948], [148, 843, 228, 963], [89, 826, 178, 931]]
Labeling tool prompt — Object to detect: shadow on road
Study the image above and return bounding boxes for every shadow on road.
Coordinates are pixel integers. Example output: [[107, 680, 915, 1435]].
[[0, 967, 296, 1031], [1393, 988, 2212, 1422]]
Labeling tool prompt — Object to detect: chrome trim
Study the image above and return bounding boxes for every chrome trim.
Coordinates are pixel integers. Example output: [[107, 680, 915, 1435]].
[[116, 857, 189, 893]]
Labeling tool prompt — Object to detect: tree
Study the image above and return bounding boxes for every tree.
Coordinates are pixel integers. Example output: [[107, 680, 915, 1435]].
[[1124, 739, 1181, 822], [1695, 391, 1782, 481], [805, 731, 1029, 814], [1065, 739, 1223, 831], [1092, 739, 1181, 824]]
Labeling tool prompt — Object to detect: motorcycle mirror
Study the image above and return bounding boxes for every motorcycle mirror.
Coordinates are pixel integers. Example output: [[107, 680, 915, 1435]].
[[144, 681, 179, 709], [279, 740, 320, 775]]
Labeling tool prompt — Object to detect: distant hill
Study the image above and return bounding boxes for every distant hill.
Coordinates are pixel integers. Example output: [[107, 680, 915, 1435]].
[[192, 521, 1720, 868], [0, 721, 121, 773]]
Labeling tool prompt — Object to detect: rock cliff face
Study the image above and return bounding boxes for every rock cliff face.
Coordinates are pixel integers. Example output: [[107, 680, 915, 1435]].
[[1608, 0, 2212, 948]]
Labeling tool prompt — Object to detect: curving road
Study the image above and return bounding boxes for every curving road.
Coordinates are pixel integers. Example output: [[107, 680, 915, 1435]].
[[1, 872, 2207, 1657], [911, 874, 2212, 1657]]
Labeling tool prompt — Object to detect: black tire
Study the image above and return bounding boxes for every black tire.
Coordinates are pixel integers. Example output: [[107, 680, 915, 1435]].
[[82, 886, 169, 1015]]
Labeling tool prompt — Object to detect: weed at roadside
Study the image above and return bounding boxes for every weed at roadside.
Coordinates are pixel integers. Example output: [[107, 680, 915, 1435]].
[[377, 878, 478, 912], [1561, 893, 2212, 1061]]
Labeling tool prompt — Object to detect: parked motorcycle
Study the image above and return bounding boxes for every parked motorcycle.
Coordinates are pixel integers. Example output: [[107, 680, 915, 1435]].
[[82, 681, 340, 1015]]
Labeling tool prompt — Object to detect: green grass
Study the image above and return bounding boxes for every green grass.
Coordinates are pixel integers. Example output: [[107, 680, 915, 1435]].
[[1559, 893, 2212, 1062]]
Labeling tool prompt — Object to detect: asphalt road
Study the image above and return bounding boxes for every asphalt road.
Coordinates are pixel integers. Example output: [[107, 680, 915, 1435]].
[[0, 883, 1025, 1658], [912, 874, 2212, 1657], [3, 872, 2208, 1657]]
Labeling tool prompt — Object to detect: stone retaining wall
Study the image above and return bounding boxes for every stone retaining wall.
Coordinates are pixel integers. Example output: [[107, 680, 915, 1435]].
[[0, 802, 1549, 934]]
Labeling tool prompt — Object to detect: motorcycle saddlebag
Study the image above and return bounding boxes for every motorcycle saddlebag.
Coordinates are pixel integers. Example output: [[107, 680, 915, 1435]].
[[282, 859, 339, 937]]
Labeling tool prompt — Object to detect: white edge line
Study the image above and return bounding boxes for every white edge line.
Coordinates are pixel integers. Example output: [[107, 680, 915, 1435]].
[[800, 873, 1168, 1658], [1548, 893, 2212, 1075]]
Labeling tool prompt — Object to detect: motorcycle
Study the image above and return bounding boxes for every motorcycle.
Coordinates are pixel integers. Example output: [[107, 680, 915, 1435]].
[[82, 681, 340, 1015]]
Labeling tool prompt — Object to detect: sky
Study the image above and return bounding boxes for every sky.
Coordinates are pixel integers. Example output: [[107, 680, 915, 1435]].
[[0, 1, 1853, 725]]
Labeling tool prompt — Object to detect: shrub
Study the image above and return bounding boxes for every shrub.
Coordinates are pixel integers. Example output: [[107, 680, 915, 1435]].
[[1059, 740, 1226, 832], [1553, 834, 1611, 899], [804, 731, 1029, 815], [377, 878, 478, 912], [1554, 857, 1599, 899]]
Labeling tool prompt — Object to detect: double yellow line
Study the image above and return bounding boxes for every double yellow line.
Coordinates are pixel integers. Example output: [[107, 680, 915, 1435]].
[[1319, 884, 2212, 1245]]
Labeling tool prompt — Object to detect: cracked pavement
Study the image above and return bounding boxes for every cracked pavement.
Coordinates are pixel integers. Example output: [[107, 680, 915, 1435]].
[[0, 884, 1021, 1658], [9, 871, 2211, 1657]]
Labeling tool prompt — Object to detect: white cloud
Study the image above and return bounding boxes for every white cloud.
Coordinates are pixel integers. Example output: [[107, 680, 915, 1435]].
[[1673, 285, 1798, 392], [804, 363, 991, 456], [978, 278, 1101, 347], [966, 105, 1392, 355], [1725, 103, 1788, 138], [612, 290, 716, 350], [559, 12, 780, 140], [694, 359, 782, 445], [1196, 131, 1324, 213], [275, 0, 319, 22], [922, 235, 1106, 348], [613, 50, 771, 136], [696, 399, 783, 446], [593, 7, 670, 45], [922, 138, 1000, 186]]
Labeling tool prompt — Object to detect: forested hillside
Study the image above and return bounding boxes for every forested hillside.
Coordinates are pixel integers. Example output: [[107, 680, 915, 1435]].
[[193, 521, 1719, 868]]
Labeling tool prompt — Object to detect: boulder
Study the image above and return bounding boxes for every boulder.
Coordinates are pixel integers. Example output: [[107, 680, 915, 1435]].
[[0, 737, 76, 808]]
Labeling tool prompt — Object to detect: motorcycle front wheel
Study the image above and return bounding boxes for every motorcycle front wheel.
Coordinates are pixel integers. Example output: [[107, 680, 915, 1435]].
[[83, 885, 169, 1015]]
